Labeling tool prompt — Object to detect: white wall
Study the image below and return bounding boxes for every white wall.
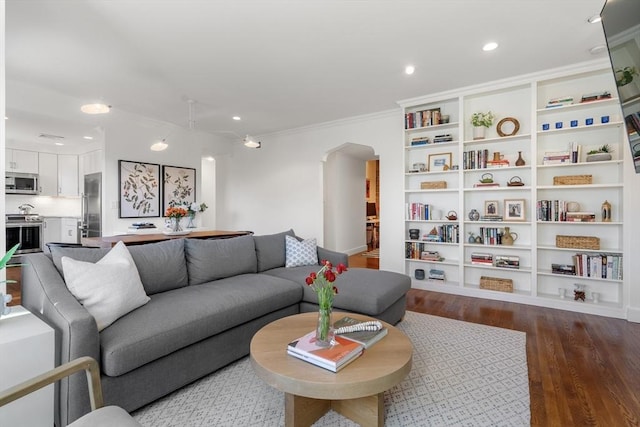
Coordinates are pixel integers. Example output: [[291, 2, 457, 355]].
[[1, 1, 6, 296], [216, 110, 405, 273], [103, 110, 231, 235], [324, 148, 367, 255]]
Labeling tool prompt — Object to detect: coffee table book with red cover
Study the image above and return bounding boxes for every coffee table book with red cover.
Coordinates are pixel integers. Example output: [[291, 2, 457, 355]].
[[333, 316, 388, 349], [287, 331, 363, 372]]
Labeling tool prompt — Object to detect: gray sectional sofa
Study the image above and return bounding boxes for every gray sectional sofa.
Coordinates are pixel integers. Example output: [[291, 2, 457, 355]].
[[21, 230, 411, 426]]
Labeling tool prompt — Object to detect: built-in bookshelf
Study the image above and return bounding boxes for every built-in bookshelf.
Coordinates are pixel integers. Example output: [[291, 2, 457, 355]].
[[399, 63, 628, 318]]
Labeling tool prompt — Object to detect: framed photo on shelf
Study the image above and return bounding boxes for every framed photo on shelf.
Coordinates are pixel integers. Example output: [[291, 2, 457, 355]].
[[484, 200, 499, 217], [162, 165, 196, 214], [428, 152, 452, 172], [504, 199, 526, 221], [118, 160, 161, 218]]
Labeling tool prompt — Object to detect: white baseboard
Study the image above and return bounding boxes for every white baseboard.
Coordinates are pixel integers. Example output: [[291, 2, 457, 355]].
[[344, 245, 368, 256], [626, 307, 640, 323]]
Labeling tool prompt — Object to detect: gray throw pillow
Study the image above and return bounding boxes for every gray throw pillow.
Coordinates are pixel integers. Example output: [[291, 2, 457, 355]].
[[185, 235, 258, 285], [253, 229, 295, 272]]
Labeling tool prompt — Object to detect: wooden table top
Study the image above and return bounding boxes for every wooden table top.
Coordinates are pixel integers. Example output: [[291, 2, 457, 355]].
[[250, 312, 413, 401], [81, 229, 251, 248]]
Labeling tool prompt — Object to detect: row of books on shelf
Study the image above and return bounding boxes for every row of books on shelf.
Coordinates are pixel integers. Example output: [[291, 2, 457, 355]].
[[470, 253, 520, 269], [544, 92, 610, 109], [406, 203, 447, 221], [286, 317, 388, 372], [404, 108, 443, 129], [551, 253, 623, 280], [424, 224, 459, 243], [542, 145, 580, 165], [536, 200, 596, 222], [406, 243, 447, 260], [474, 227, 508, 245], [410, 134, 454, 145]]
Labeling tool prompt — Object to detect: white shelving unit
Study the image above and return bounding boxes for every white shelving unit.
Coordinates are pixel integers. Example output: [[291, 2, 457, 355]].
[[399, 64, 628, 318]]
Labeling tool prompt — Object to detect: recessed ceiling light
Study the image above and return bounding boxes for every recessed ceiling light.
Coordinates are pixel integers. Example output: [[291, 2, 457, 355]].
[[80, 103, 111, 114], [83, 136, 94, 140], [232, 116, 241, 121], [589, 45, 607, 55], [588, 14, 602, 24], [482, 42, 498, 51], [55, 142, 64, 146], [405, 65, 415, 75], [150, 140, 168, 151]]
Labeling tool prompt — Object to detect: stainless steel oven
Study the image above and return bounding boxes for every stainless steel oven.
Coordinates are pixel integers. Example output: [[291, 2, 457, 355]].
[[6, 214, 43, 254]]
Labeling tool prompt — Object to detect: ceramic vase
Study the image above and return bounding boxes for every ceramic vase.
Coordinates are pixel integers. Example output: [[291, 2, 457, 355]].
[[515, 151, 525, 166], [473, 126, 486, 140]]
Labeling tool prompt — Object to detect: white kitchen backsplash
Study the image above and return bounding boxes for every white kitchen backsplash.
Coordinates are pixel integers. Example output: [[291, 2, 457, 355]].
[[6, 195, 81, 217]]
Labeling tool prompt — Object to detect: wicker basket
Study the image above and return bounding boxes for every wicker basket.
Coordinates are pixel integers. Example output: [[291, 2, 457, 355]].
[[556, 235, 600, 250], [479, 276, 513, 293], [553, 174, 593, 185], [420, 181, 447, 189]]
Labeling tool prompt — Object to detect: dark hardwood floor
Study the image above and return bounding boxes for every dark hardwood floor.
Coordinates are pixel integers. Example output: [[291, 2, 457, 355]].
[[349, 252, 640, 426]]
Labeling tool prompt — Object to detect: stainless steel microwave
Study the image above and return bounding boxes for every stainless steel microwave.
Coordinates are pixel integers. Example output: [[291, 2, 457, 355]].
[[5, 172, 39, 195]]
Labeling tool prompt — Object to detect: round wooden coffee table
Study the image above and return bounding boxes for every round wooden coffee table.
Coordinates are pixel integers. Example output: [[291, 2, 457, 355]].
[[250, 312, 412, 427]]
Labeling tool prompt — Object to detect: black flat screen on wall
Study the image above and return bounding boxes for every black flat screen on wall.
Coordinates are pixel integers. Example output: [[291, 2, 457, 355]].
[[601, 0, 640, 173]]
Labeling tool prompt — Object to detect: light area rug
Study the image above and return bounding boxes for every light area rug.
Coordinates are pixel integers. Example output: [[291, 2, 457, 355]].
[[360, 248, 379, 258], [133, 311, 530, 426]]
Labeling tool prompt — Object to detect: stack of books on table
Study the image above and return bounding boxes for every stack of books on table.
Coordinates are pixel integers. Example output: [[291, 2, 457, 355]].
[[542, 151, 572, 165], [471, 252, 494, 266], [287, 330, 364, 372], [333, 316, 388, 349]]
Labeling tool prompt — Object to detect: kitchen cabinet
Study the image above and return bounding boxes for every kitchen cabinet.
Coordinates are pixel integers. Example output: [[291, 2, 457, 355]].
[[43, 217, 79, 247], [57, 154, 79, 197], [38, 152, 58, 196], [5, 149, 38, 174], [79, 150, 103, 194]]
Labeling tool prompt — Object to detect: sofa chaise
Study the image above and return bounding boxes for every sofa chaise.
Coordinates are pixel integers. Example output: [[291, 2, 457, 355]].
[[21, 229, 411, 426]]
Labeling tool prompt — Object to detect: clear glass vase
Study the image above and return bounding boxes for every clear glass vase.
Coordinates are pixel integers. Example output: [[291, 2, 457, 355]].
[[315, 305, 335, 347], [171, 217, 182, 232], [186, 213, 196, 228]]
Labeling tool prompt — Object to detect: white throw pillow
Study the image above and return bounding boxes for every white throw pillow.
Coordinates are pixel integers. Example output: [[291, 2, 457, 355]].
[[285, 235, 318, 268], [61, 241, 150, 331]]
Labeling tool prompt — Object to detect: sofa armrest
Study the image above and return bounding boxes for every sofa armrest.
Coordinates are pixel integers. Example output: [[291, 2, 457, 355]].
[[317, 246, 349, 267], [21, 253, 100, 426]]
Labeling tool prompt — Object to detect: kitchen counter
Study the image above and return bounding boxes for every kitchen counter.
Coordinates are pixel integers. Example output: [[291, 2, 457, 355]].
[[81, 229, 252, 248]]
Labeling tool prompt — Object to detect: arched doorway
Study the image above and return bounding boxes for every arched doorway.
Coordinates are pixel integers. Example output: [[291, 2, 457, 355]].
[[323, 143, 378, 258]]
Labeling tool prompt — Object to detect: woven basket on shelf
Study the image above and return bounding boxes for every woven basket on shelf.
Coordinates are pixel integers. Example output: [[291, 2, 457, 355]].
[[553, 174, 593, 185], [556, 235, 600, 250], [420, 181, 447, 189], [479, 276, 513, 293]]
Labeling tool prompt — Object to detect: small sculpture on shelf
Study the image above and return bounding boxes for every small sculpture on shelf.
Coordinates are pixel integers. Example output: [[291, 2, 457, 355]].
[[574, 284, 586, 302]]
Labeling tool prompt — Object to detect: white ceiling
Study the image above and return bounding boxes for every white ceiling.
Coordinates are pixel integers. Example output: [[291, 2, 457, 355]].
[[5, 0, 611, 149]]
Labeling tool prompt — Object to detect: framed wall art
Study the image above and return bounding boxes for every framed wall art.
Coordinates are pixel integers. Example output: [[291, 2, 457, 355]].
[[428, 152, 452, 172], [504, 199, 526, 221], [162, 165, 196, 214], [119, 160, 161, 218], [484, 200, 499, 217]]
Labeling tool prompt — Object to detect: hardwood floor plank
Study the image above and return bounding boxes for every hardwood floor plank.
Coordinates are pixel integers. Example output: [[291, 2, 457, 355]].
[[404, 289, 640, 426]]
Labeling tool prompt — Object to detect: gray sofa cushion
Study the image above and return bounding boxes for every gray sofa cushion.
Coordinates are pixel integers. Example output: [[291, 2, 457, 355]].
[[264, 267, 411, 316], [127, 239, 189, 294], [50, 240, 189, 295], [99, 273, 302, 376], [253, 229, 295, 272], [185, 235, 258, 285]]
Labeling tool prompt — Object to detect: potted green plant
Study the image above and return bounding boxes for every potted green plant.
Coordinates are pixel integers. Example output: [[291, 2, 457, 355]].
[[586, 144, 613, 162], [470, 111, 495, 140], [615, 66, 639, 100]]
